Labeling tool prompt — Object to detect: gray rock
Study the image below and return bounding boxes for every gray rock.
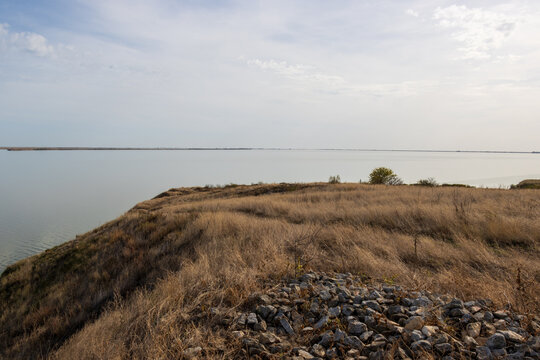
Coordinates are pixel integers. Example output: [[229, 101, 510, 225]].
[[448, 298, 464, 309], [411, 330, 424, 342], [528, 336, 540, 351], [387, 305, 404, 315], [359, 330, 373, 342], [319, 331, 333, 347], [435, 343, 452, 354], [348, 320, 368, 335], [466, 322, 482, 338], [449, 308, 467, 317], [258, 332, 280, 345], [313, 316, 329, 330], [411, 340, 432, 351], [476, 346, 492, 360], [334, 328, 346, 343], [487, 333, 506, 349], [421, 325, 438, 337], [362, 300, 382, 312], [342, 305, 354, 316], [311, 343, 326, 357], [499, 330, 525, 343], [254, 319, 267, 331], [412, 296, 432, 307], [463, 335, 478, 347], [492, 348, 507, 357], [236, 313, 247, 326], [326, 347, 338, 359], [257, 304, 277, 319], [319, 290, 332, 301], [328, 306, 341, 317], [247, 312, 258, 326], [344, 335, 365, 349], [280, 317, 295, 335]]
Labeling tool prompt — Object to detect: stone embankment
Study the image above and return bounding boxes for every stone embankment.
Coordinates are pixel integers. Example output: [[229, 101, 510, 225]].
[[191, 272, 539, 359]]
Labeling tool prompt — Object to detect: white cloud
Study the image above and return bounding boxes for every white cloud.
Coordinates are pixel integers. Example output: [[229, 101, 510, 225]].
[[433, 5, 519, 60], [247, 58, 432, 97], [0, 23, 55, 57], [406, 9, 419, 17]]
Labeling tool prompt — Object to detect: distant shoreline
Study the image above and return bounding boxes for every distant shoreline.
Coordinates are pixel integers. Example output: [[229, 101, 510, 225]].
[[0, 146, 538, 154]]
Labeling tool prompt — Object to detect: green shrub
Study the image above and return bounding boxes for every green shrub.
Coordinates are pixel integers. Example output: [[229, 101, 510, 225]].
[[368, 167, 403, 185]]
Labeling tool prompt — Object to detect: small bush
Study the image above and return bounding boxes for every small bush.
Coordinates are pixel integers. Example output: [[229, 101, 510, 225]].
[[328, 175, 341, 184], [368, 167, 403, 185], [416, 177, 438, 187]]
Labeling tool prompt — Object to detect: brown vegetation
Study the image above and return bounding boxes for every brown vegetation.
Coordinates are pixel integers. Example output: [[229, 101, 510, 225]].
[[0, 183, 539, 359]]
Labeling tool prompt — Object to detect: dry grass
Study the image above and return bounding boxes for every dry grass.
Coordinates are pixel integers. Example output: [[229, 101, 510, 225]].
[[0, 183, 539, 359]]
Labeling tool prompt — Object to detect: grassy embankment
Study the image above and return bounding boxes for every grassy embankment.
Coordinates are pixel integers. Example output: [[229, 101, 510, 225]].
[[1, 183, 539, 359]]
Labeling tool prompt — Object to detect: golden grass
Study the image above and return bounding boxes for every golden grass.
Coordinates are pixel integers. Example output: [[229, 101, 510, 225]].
[[0, 183, 539, 359]]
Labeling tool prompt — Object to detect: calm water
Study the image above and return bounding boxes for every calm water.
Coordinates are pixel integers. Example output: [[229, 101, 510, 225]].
[[1, 150, 539, 271]]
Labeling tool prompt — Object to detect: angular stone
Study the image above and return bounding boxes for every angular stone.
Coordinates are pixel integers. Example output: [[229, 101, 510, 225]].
[[254, 319, 267, 331], [297, 349, 314, 359], [328, 306, 341, 317], [486, 333, 506, 349], [421, 325, 438, 337], [404, 316, 424, 330], [449, 308, 467, 317], [435, 343, 452, 354], [348, 320, 368, 335], [334, 328, 346, 343], [498, 330, 525, 343], [280, 317, 295, 335], [314, 315, 329, 330], [247, 313, 258, 326], [258, 332, 280, 345], [362, 300, 382, 312], [484, 311, 494, 322], [387, 305, 404, 315], [476, 346, 492, 360], [463, 335, 478, 347], [311, 343, 326, 357], [319, 331, 333, 347], [466, 322, 481, 338], [411, 330, 424, 342], [257, 305, 277, 319], [411, 340, 432, 352], [448, 298, 464, 309], [359, 330, 373, 342], [492, 348, 507, 357], [326, 347, 338, 359], [344, 335, 365, 349], [319, 290, 332, 301]]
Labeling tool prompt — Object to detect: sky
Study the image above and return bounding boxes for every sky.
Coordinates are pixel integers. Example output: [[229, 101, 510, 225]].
[[0, 0, 539, 150]]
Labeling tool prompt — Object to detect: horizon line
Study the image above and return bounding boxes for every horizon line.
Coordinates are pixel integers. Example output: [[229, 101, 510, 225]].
[[1, 146, 539, 154]]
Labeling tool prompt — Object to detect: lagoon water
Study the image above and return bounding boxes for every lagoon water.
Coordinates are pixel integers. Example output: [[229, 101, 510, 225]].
[[1, 149, 539, 271]]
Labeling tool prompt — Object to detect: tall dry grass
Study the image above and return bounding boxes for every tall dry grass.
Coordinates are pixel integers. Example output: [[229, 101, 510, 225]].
[[0, 183, 538, 359]]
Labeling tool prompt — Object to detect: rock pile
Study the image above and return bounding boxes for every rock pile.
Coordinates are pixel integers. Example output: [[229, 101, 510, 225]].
[[229, 272, 539, 359]]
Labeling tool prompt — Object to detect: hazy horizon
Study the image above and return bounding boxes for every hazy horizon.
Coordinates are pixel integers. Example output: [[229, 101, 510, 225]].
[[2, 0, 540, 150]]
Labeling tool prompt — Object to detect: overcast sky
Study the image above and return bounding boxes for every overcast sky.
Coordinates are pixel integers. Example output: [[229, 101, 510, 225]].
[[1, 0, 539, 150]]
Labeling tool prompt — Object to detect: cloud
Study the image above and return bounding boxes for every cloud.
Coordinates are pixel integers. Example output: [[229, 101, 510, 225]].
[[0, 23, 55, 57], [406, 9, 419, 17], [433, 5, 520, 60], [247, 58, 432, 97]]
